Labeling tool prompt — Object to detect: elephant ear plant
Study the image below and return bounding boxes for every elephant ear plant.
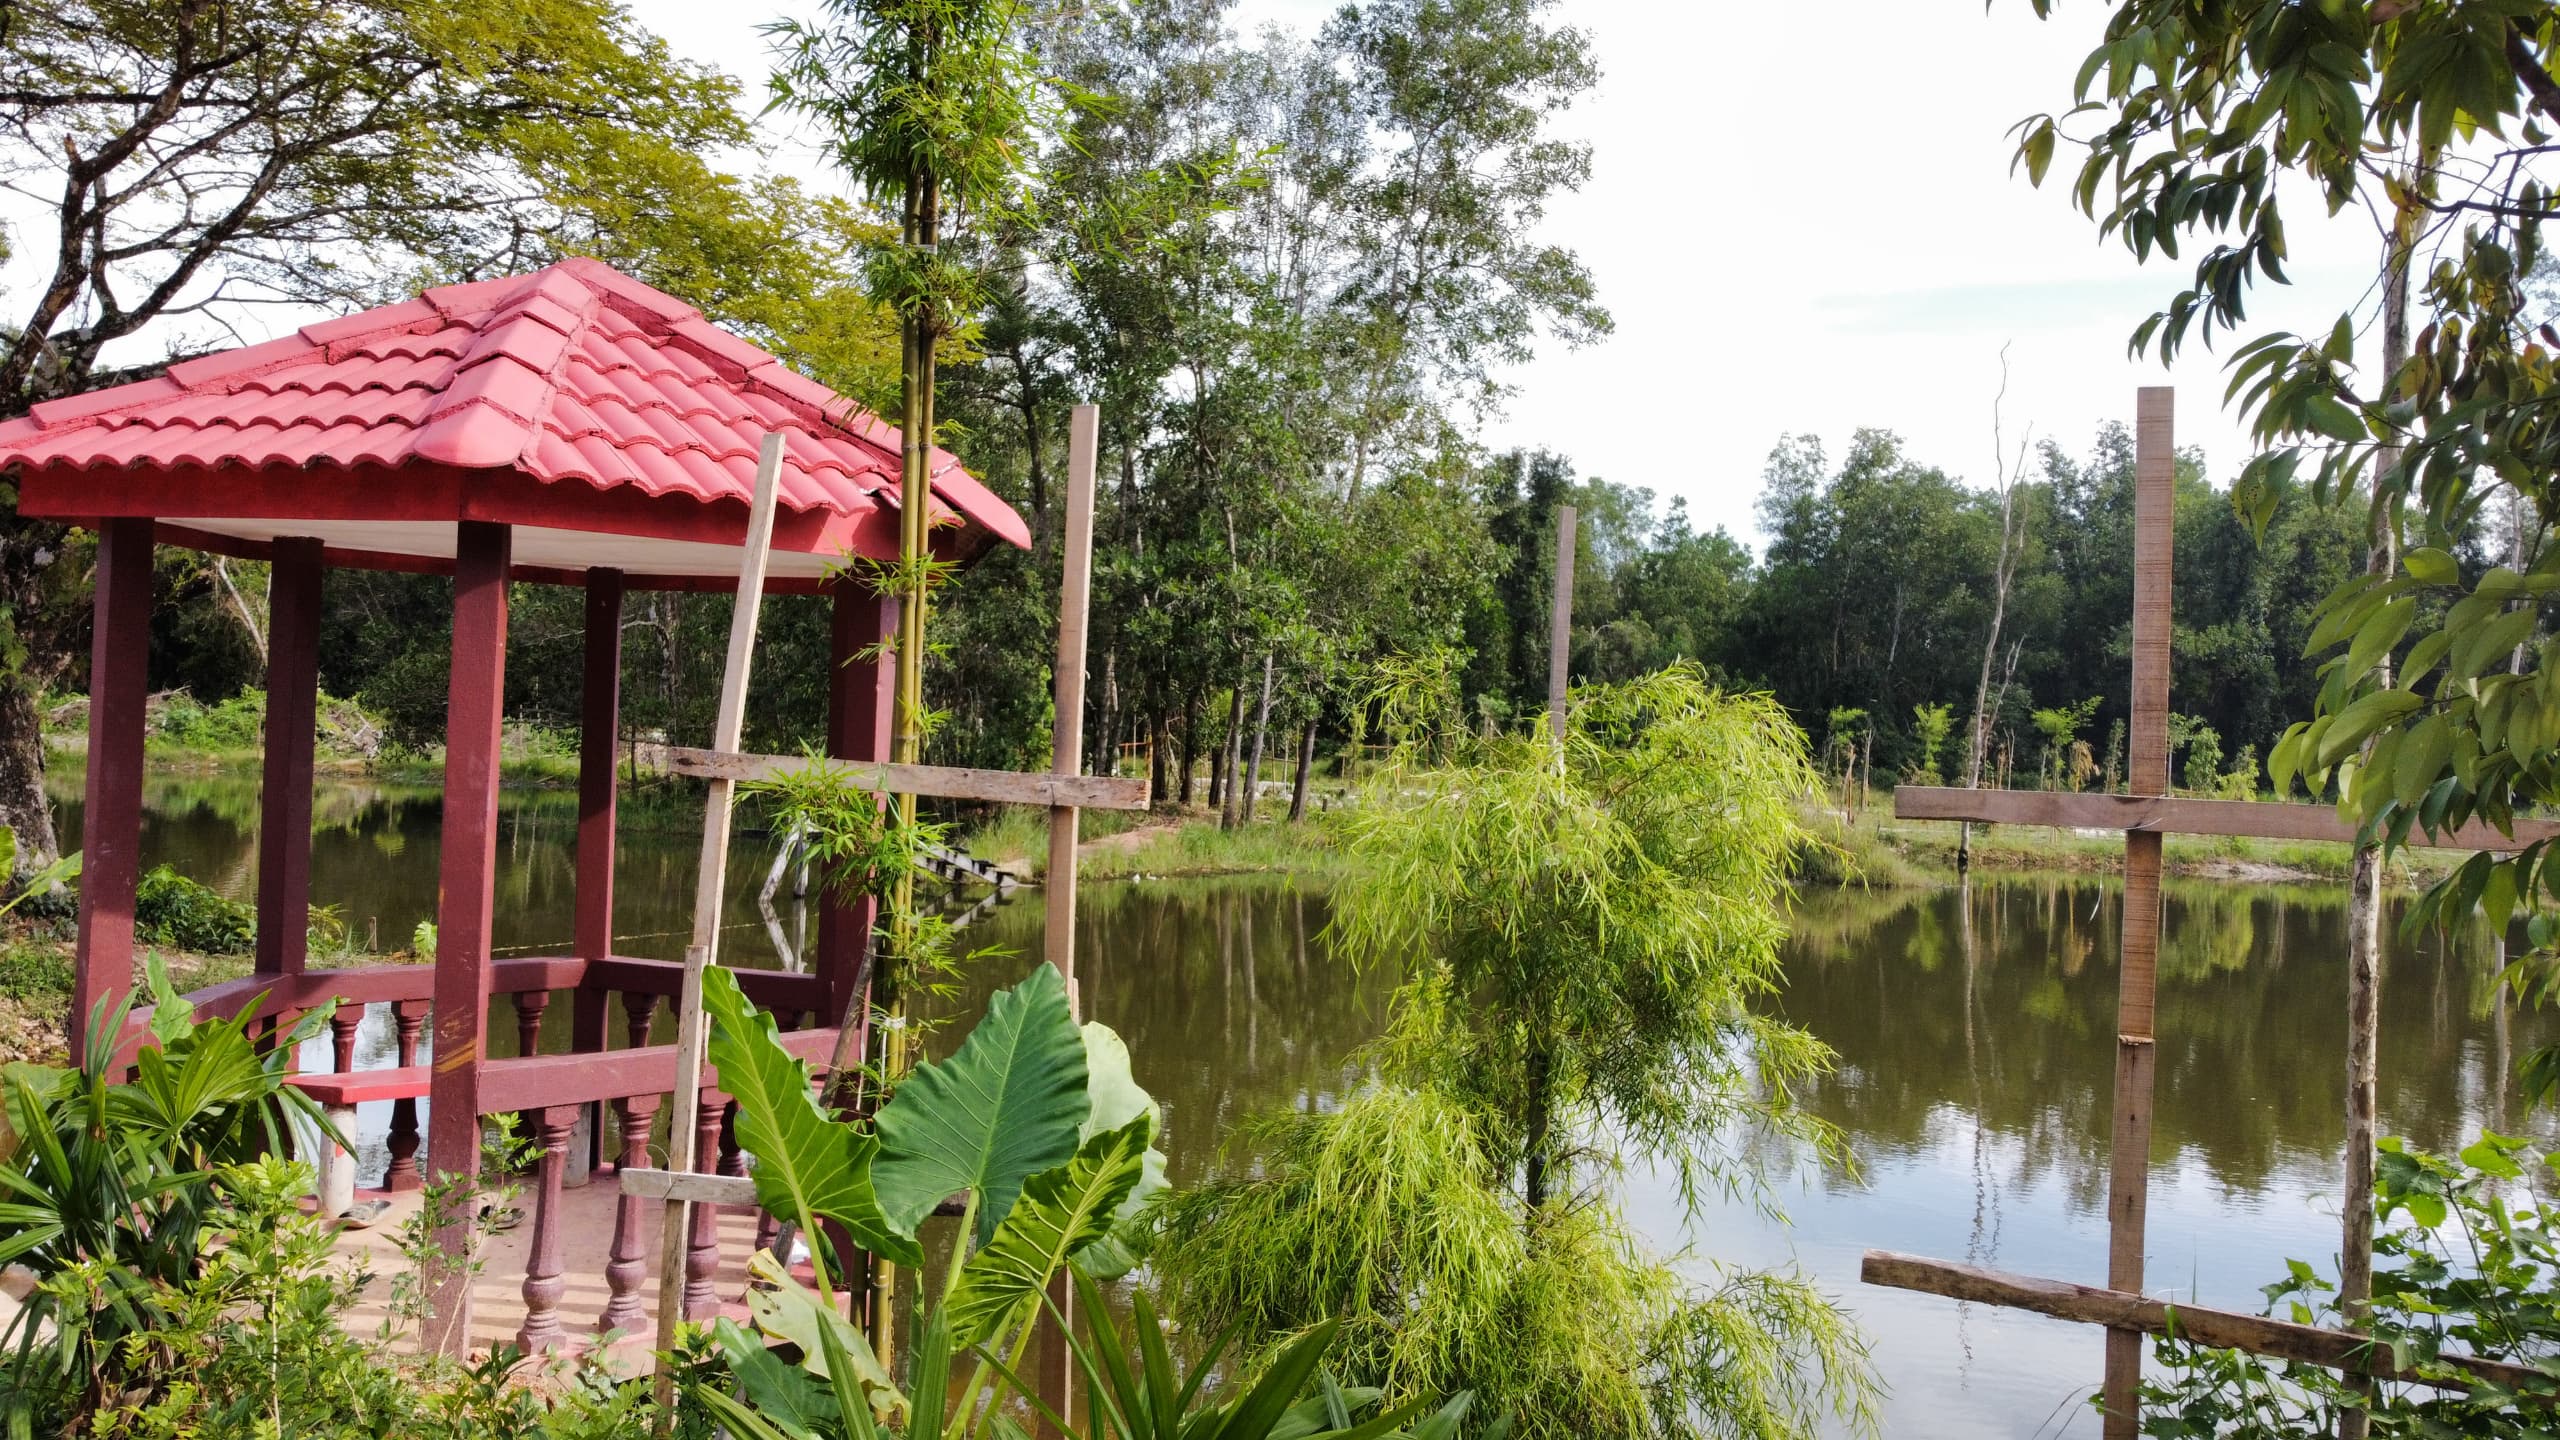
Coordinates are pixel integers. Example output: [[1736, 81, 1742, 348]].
[[692, 963, 1468, 1440]]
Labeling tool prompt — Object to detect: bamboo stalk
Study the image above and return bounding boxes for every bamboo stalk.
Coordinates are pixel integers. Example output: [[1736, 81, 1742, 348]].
[[649, 432, 784, 1422]]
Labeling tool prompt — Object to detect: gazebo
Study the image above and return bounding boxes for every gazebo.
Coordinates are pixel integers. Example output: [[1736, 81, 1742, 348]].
[[0, 257, 1030, 1350]]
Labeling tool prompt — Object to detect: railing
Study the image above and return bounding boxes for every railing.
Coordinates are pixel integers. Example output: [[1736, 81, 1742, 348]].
[[136, 956, 841, 1354]]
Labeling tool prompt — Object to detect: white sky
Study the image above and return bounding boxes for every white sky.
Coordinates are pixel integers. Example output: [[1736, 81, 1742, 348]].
[[627, 0, 2397, 545], [2, 2, 2402, 548]]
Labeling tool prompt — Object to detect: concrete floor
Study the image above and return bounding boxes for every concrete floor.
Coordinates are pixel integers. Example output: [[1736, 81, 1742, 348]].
[[331, 1171, 766, 1365]]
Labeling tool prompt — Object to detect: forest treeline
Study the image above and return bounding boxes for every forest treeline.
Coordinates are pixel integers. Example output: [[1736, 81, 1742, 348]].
[[134, 416, 2400, 811], [5, 0, 2411, 829]]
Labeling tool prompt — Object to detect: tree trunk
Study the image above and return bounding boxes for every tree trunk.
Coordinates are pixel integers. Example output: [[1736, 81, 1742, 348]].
[[1095, 647, 1118, 778], [0, 679, 57, 871], [1963, 356, 2031, 872], [1523, 1038, 1554, 1212], [1150, 713, 1169, 805], [1218, 684, 1246, 831], [2341, 149, 2431, 1440], [1289, 719, 1317, 823], [1241, 652, 1275, 824], [1179, 695, 1199, 808]]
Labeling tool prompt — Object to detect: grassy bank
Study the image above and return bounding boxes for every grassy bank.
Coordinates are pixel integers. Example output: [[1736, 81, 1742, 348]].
[[1807, 806, 2470, 890], [963, 803, 1350, 881]]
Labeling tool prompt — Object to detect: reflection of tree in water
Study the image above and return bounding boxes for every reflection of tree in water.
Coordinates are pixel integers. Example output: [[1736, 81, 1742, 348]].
[[1780, 877, 2560, 1208], [922, 878, 1398, 1191]]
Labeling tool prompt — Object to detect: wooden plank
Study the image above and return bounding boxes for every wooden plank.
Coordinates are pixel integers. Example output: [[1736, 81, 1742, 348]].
[[1047, 403, 1100, 986], [1862, 1251, 2550, 1394], [2104, 386, 2176, 1437], [654, 432, 784, 1408], [1038, 402, 1102, 1440], [616, 1168, 758, 1205], [71, 518, 154, 1066], [662, 745, 1150, 811], [1892, 786, 2560, 850]]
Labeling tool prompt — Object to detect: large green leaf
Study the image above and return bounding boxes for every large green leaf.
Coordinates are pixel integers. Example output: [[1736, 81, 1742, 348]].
[[744, 1249, 906, 1422], [1076, 1022, 1168, 1280], [875, 964, 1088, 1244], [710, 1316, 839, 1437], [702, 966, 914, 1268], [944, 1113, 1153, 1350]]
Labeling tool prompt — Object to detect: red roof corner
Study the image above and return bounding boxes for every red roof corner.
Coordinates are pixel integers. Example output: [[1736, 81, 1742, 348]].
[[0, 258, 1031, 572]]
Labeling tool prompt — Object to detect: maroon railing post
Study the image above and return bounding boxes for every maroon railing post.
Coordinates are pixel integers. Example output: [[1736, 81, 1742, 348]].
[[69, 518, 153, 1067], [684, 1098, 724, 1318], [514, 989, 548, 1057], [597, 992, 660, 1334], [599, 1088, 661, 1333], [255, 537, 323, 983], [329, 1007, 362, 1074], [386, 999, 427, 1191], [516, 1104, 579, 1353], [426, 520, 511, 1356]]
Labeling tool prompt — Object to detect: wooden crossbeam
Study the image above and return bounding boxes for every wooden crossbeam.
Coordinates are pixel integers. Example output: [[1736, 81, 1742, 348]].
[[1895, 785, 2560, 851], [662, 745, 1149, 811], [1863, 1251, 2551, 1396]]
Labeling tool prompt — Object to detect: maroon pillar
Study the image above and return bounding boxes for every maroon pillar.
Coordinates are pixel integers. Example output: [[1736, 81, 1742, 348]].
[[255, 537, 323, 980], [818, 586, 896, 1030], [70, 518, 153, 1066], [426, 520, 511, 1356], [571, 568, 622, 1057]]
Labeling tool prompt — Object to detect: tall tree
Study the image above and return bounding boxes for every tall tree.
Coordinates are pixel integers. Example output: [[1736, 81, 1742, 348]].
[[0, 0, 824, 865]]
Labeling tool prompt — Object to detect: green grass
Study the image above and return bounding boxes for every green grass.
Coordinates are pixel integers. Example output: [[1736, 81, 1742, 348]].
[[1813, 802, 2467, 889], [957, 804, 1346, 881]]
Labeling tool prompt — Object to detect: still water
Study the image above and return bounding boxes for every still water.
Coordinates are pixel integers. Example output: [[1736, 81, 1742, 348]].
[[63, 772, 2560, 1438]]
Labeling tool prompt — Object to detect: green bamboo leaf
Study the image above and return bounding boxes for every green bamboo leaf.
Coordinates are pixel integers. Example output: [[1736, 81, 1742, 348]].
[[875, 964, 1089, 1244], [702, 966, 913, 1269], [945, 1114, 1152, 1350]]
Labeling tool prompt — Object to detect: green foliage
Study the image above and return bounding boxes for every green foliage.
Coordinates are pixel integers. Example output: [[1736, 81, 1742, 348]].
[[1155, 664, 1877, 1439], [0, 959, 336, 1435], [2141, 1134, 2560, 1436], [696, 965, 1197, 1440], [1155, 1086, 1875, 1440], [2031, 696, 2102, 791], [133, 866, 254, 955], [1905, 703, 1957, 786]]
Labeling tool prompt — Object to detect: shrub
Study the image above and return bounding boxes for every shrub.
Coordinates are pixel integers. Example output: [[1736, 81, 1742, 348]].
[[134, 866, 253, 954]]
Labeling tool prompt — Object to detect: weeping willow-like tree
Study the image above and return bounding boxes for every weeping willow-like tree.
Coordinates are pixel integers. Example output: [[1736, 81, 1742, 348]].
[[1153, 660, 1879, 1440]]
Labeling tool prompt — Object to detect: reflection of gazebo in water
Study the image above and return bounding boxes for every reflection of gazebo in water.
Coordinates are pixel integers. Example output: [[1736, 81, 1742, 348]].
[[0, 258, 1030, 1350]]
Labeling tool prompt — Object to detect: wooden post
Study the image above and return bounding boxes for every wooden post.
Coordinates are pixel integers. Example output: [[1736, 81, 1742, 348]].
[[69, 517, 153, 1065], [2101, 387, 2175, 1437], [651, 434, 785, 1415], [516, 1104, 579, 1353], [255, 536, 323, 980], [820, 584, 896, 1030], [1036, 403, 1100, 1437], [427, 518, 512, 1357], [1547, 503, 1576, 743]]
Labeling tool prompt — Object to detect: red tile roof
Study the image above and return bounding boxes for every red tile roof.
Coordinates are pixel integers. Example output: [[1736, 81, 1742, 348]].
[[0, 258, 1029, 558]]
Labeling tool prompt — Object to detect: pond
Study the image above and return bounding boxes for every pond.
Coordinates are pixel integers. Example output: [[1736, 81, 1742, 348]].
[[58, 771, 2560, 1438]]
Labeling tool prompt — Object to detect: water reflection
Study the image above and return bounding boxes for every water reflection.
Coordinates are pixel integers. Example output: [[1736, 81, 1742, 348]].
[[61, 770, 2560, 1436]]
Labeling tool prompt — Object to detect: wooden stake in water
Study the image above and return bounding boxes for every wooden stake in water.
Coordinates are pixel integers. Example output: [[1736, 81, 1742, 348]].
[[651, 432, 784, 1420], [2101, 387, 2174, 1439]]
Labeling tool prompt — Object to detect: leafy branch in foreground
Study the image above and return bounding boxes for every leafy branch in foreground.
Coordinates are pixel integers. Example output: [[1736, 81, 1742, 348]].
[[1155, 662, 1878, 1440]]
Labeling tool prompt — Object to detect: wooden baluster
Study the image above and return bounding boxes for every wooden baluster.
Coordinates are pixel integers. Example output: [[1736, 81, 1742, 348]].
[[597, 994, 660, 1334], [385, 1000, 427, 1192], [599, 1089, 661, 1334], [329, 1005, 363, 1074], [514, 990, 549, 1058], [684, 1100, 724, 1319], [515, 1105, 578, 1353]]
